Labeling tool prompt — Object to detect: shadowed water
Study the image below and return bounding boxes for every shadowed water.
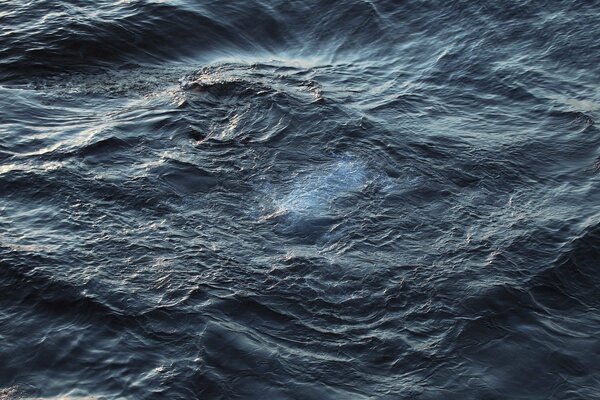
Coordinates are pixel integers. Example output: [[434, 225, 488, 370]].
[[1, 1, 599, 399]]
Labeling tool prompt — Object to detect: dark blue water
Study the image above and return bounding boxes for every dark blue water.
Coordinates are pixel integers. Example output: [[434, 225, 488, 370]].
[[1, 1, 599, 398]]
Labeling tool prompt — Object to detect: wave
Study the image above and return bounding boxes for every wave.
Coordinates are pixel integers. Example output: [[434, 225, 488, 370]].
[[2, 0, 600, 398], [0, 0, 392, 82], [530, 222, 600, 311]]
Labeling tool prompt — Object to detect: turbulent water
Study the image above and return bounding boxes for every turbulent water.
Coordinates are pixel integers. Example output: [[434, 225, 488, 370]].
[[1, 1, 599, 399]]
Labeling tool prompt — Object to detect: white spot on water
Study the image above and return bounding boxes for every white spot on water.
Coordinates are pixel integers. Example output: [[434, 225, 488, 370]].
[[253, 155, 427, 243], [253, 156, 371, 239], [275, 157, 369, 218]]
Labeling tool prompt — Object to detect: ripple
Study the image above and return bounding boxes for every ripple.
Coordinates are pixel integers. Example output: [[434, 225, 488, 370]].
[[1, 0, 599, 398]]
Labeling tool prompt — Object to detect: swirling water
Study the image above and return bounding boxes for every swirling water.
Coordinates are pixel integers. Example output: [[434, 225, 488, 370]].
[[1, 1, 599, 398]]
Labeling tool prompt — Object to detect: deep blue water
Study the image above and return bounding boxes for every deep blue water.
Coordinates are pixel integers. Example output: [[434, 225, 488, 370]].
[[1, 1, 599, 399]]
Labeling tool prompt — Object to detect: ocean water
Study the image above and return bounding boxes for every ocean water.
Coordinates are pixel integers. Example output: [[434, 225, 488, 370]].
[[1, 1, 599, 398]]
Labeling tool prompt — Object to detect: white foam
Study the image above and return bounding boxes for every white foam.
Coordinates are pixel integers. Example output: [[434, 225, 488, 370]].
[[274, 157, 369, 218], [254, 156, 426, 242]]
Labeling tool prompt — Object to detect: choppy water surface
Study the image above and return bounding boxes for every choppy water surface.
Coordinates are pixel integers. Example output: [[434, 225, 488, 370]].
[[1, 1, 599, 398]]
